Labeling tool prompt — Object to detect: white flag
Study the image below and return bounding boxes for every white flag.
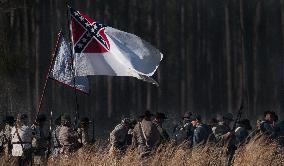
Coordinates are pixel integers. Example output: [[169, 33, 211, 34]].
[[69, 7, 162, 85]]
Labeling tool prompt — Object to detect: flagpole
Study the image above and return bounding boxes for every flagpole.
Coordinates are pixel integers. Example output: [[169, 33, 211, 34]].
[[67, 5, 80, 127], [36, 31, 62, 122]]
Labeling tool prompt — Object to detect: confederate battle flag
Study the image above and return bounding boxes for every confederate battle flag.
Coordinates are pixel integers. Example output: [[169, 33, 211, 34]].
[[68, 6, 163, 85]]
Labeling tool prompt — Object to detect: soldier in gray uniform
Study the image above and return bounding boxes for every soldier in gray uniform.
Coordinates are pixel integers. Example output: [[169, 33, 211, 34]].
[[51, 116, 61, 156], [173, 112, 193, 145], [11, 114, 33, 166], [153, 113, 170, 143], [58, 114, 79, 154], [213, 113, 234, 142], [190, 114, 212, 147], [31, 114, 48, 165], [0, 116, 15, 161], [109, 118, 131, 154], [132, 111, 160, 158], [77, 117, 90, 146]]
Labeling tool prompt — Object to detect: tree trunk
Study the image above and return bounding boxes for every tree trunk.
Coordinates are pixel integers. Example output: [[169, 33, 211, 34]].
[[252, 0, 261, 117], [225, 0, 232, 113], [280, 0, 284, 118], [239, 0, 248, 116], [23, 0, 32, 118]]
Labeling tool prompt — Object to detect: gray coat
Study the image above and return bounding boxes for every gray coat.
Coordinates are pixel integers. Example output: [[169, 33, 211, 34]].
[[132, 119, 160, 156], [109, 123, 129, 149]]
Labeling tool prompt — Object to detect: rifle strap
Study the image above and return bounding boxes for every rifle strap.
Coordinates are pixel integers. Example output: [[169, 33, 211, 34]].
[[138, 122, 149, 147], [14, 125, 24, 150], [54, 127, 61, 147]]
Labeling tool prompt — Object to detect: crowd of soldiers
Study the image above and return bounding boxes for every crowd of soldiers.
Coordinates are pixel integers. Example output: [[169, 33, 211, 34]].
[[0, 113, 91, 165], [0, 110, 282, 165], [109, 110, 283, 164]]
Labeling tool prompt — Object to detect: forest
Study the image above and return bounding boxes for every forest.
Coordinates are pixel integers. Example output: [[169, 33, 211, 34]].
[[0, 0, 284, 137]]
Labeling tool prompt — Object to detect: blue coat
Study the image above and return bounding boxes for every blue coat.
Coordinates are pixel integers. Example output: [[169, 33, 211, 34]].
[[193, 123, 212, 146]]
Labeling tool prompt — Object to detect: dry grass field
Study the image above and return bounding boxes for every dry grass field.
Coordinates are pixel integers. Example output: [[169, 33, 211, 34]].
[[1, 134, 284, 166]]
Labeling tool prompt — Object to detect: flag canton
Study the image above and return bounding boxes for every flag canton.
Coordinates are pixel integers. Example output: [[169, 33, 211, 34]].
[[69, 7, 110, 53]]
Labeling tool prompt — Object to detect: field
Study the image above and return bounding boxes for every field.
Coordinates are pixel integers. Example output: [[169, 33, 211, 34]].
[[49, 134, 284, 166], [1, 134, 284, 166]]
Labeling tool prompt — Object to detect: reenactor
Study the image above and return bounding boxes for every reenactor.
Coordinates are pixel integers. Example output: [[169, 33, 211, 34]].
[[0, 116, 15, 161], [153, 112, 170, 143], [51, 116, 61, 156], [132, 110, 160, 158], [190, 114, 212, 147], [259, 111, 277, 137], [234, 119, 252, 145], [11, 113, 33, 166], [173, 111, 193, 145], [109, 118, 131, 155], [58, 114, 80, 154], [125, 119, 137, 145], [0, 122, 4, 152], [209, 118, 219, 134], [31, 114, 48, 165], [214, 113, 236, 166], [213, 113, 234, 142], [77, 117, 91, 146], [275, 118, 284, 137]]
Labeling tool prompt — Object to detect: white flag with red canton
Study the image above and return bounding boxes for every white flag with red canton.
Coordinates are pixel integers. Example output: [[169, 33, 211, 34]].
[[68, 7, 162, 85]]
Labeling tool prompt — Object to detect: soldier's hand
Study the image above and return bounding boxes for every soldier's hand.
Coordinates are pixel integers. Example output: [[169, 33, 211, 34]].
[[223, 132, 233, 140]]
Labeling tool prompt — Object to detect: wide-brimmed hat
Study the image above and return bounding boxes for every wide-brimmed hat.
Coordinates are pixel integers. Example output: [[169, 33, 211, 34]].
[[190, 114, 201, 121], [5, 116, 15, 125], [17, 114, 28, 120], [61, 114, 71, 122], [55, 115, 61, 126], [143, 110, 154, 118], [183, 111, 192, 119], [37, 114, 47, 122], [155, 112, 168, 119], [80, 117, 90, 125], [223, 113, 234, 121], [238, 119, 252, 130]]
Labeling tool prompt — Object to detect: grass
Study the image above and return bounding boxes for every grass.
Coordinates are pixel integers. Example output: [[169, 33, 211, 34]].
[[1, 134, 284, 166]]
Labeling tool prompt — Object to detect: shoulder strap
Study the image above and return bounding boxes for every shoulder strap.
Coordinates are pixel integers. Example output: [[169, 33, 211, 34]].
[[138, 122, 149, 147], [15, 126, 24, 149], [78, 128, 83, 144], [54, 127, 61, 147]]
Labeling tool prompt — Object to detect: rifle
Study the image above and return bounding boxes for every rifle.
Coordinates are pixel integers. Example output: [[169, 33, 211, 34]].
[[232, 104, 244, 131], [46, 109, 53, 158], [92, 118, 95, 143]]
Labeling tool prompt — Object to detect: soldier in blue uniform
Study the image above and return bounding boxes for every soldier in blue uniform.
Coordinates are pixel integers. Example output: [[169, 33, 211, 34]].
[[234, 119, 252, 145], [259, 111, 277, 137], [190, 114, 212, 147]]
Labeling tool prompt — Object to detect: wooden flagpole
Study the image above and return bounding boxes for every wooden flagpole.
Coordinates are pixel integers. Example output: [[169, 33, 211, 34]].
[[36, 31, 62, 122], [67, 5, 80, 128]]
